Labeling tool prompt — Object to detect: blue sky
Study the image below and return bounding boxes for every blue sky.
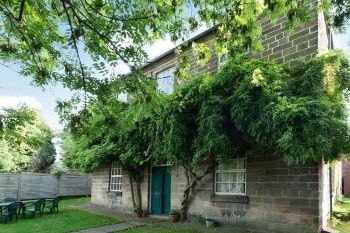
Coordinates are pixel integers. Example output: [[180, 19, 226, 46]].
[[0, 27, 349, 131]]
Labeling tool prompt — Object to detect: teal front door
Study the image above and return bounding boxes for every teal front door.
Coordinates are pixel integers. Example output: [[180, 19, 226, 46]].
[[151, 166, 171, 215]]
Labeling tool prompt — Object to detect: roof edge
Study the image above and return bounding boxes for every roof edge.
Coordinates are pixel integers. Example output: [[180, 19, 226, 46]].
[[142, 26, 217, 69]]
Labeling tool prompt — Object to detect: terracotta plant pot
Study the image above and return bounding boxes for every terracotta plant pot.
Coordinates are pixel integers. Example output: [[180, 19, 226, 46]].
[[136, 212, 143, 218], [170, 213, 180, 222]]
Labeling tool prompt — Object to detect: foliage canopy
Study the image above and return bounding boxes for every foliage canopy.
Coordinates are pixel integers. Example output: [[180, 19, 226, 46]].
[[0, 105, 54, 172], [0, 0, 349, 98], [62, 51, 350, 172]]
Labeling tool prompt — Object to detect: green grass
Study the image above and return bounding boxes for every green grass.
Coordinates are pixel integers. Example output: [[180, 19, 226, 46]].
[[332, 197, 350, 232], [0, 197, 119, 233]]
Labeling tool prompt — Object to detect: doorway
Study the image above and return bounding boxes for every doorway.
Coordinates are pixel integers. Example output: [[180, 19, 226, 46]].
[[151, 166, 171, 215]]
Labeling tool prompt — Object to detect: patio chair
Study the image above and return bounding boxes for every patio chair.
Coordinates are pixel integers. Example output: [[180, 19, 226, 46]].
[[0, 198, 16, 218], [2, 198, 16, 203], [24, 199, 45, 217], [44, 197, 61, 214], [0, 202, 21, 224]]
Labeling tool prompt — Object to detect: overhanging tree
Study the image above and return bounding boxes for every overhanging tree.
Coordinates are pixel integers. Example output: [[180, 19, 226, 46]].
[[0, 0, 348, 98], [61, 51, 350, 219]]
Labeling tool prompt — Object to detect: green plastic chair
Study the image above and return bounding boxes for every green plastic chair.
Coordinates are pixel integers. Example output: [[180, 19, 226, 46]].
[[0, 198, 16, 218], [24, 199, 45, 217], [0, 202, 21, 224], [44, 197, 61, 214]]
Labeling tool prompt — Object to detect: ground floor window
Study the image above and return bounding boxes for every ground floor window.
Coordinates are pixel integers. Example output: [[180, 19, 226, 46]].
[[110, 162, 122, 192], [215, 158, 246, 195]]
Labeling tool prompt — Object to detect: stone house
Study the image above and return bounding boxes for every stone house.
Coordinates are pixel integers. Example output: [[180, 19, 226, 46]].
[[91, 4, 343, 233], [342, 159, 350, 197]]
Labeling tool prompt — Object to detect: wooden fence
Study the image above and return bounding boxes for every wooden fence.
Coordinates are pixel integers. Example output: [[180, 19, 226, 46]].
[[0, 172, 91, 200]]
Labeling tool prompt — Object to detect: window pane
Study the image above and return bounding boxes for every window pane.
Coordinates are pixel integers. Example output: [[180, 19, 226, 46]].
[[216, 183, 223, 193], [216, 173, 223, 182], [236, 172, 245, 183], [230, 172, 236, 183], [222, 173, 230, 183], [237, 158, 245, 169], [235, 183, 245, 194], [215, 158, 246, 195], [157, 67, 175, 94], [110, 162, 123, 191], [222, 183, 229, 193]]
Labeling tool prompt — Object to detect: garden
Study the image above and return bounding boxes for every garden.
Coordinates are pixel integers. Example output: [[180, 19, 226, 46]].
[[0, 198, 119, 233], [331, 197, 350, 232]]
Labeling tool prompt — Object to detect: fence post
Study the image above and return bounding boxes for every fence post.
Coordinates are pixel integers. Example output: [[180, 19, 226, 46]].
[[86, 174, 90, 197], [56, 175, 60, 197], [16, 174, 21, 201]]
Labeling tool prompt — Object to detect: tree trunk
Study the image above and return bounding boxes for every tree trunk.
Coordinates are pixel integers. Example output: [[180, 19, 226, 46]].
[[129, 176, 136, 208], [136, 179, 142, 208], [180, 166, 214, 221]]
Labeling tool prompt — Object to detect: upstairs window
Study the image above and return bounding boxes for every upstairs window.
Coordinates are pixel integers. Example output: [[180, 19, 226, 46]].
[[157, 67, 175, 94], [215, 158, 246, 195], [110, 162, 123, 192], [117, 92, 128, 102]]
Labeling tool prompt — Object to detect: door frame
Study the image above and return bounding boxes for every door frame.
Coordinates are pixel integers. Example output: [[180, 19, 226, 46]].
[[149, 164, 171, 215]]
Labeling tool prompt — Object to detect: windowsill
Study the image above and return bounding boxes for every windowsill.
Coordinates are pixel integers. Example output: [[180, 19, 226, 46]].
[[107, 191, 122, 197], [210, 194, 249, 204]]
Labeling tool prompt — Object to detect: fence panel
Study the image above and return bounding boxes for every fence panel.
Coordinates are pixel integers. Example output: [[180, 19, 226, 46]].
[[0, 172, 91, 200]]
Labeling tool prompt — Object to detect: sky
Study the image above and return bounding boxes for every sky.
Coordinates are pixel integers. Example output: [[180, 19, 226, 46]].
[[0, 27, 349, 132]]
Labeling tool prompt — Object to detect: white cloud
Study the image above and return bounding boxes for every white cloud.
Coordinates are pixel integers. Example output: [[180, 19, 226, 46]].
[[0, 96, 42, 110]]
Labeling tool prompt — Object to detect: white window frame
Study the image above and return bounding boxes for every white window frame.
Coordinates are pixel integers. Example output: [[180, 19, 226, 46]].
[[110, 162, 123, 192], [156, 66, 175, 94], [218, 54, 229, 67], [215, 158, 246, 196], [117, 92, 128, 102]]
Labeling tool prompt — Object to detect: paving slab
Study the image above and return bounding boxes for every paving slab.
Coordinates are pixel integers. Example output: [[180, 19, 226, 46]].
[[73, 221, 146, 233]]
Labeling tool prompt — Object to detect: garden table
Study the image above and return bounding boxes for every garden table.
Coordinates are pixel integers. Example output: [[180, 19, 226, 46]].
[[0, 200, 40, 217]]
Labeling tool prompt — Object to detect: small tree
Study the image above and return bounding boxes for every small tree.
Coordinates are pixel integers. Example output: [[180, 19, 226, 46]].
[[30, 140, 56, 173]]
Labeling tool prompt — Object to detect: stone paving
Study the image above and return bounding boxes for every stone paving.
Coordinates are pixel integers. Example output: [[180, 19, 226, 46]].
[[73, 221, 146, 233], [75, 204, 166, 224], [71, 204, 165, 233]]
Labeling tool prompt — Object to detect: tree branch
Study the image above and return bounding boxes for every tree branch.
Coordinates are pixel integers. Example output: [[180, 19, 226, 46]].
[[61, 0, 87, 108]]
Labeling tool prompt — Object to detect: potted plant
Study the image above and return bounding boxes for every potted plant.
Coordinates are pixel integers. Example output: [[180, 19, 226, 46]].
[[133, 205, 143, 218], [204, 218, 215, 228], [169, 209, 180, 222], [142, 209, 149, 217]]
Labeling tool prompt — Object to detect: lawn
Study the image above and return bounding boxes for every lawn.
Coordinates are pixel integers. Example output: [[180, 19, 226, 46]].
[[0, 197, 119, 233], [332, 197, 350, 232]]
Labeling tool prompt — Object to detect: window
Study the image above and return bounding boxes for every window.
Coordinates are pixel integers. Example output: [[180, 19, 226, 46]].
[[110, 162, 122, 192], [215, 158, 246, 195], [218, 54, 229, 67], [117, 92, 128, 102], [157, 67, 175, 94]]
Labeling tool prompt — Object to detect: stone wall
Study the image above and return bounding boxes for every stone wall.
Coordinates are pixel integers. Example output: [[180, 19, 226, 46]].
[[90, 3, 336, 233], [91, 165, 149, 213], [143, 4, 323, 79], [170, 150, 320, 233], [92, 151, 320, 232], [342, 159, 350, 197]]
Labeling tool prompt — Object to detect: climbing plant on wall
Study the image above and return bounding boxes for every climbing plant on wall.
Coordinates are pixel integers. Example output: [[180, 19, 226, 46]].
[[62, 50, 350, 219]]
